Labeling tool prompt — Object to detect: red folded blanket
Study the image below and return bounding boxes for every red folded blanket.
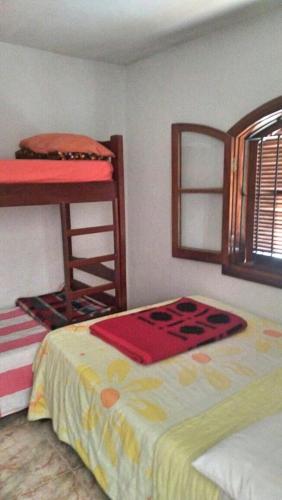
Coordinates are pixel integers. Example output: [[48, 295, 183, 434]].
[[90, 298, 247, 364]]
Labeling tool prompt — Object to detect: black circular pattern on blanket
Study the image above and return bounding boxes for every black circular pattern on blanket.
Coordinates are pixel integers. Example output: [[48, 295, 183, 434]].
[[176, 302, 197, 312], [207, 313, 230, 324], [150, 311, 172, 321], [180, 325, 204, 335]]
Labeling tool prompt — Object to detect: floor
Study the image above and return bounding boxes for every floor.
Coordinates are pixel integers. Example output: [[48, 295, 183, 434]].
[[0, 411, 108, 500]]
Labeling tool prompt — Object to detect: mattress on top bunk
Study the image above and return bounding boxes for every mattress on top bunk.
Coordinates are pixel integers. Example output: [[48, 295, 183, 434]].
[[0, 306, 49, 417], [0, 159, 113, 183], [28, 296, 282, 500]]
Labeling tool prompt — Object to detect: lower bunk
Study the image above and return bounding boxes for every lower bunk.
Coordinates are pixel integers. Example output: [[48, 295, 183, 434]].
[[0, 289, 114, 417], [27, 296, 282, 500], [17, 289, 114, 329], [0, 307, 49, 417]]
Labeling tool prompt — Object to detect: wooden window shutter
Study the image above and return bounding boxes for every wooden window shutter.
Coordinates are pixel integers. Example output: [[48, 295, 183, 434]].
[[252, 131, 282, 260], [172, 124, 232, 264], [222, 96, 282, 288]]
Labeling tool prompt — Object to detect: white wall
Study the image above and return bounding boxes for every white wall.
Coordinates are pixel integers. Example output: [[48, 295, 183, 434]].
[[0, 42, 126, 307], [2, 11, 282, 323], [125, 10, 282, 322]]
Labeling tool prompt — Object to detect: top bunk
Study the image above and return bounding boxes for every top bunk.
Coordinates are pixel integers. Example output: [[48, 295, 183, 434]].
[[0, 134, 124, 206]]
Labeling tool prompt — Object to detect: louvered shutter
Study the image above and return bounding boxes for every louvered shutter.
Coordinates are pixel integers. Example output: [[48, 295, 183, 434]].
[[253, 133, 282, 259]]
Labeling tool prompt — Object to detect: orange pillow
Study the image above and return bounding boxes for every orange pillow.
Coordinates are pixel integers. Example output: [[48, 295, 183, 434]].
[[20, 133, 114, 157]]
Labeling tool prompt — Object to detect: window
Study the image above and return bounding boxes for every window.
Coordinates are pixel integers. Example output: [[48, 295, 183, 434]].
[[223, 96, 282, 288], [172, 123, 231, 264], [252, 128, 282, 261]]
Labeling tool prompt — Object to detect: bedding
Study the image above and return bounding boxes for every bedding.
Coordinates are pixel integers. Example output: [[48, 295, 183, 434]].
[[192, 411, 282, 500], [17, 289, 112, 330], [28, 296, 282, 500], [0, 306, 49, 417], [16, 148, 107, 161], [0, 159, 113, 184], [19, 133, 114, 157], [90, 298, 247, 364]]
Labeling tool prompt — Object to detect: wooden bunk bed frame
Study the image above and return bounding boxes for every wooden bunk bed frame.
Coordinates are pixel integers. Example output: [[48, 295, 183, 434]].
[[0, 134, 127, 323]]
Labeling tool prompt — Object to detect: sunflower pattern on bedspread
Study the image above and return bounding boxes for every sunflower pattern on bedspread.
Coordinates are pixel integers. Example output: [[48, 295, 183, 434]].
[[28, 296, 282, 500]]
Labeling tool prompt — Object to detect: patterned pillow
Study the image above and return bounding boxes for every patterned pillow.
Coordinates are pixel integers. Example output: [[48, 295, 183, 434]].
[[19, 133, 114, 157]]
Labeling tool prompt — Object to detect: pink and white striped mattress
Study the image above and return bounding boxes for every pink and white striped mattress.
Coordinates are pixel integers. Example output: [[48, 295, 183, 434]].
[[0, 307, 49, 417]]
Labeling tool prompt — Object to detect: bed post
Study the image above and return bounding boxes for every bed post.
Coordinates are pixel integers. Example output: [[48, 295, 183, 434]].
[[60, 203, 74, 321], [110, 135, 127, 311]]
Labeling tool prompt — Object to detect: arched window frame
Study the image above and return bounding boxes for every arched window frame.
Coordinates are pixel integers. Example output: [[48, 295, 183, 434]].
[[171, 123, 231, 264], [222, 96, 282, 288]]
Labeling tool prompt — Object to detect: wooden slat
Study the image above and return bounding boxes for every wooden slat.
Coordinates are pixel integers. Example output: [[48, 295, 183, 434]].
[[69, 282, 115, 299], [0, 182, 116, 207], [71, 257, 115, 281], [71, 279, 116, 307], [179, 187, 223, 194], [67, 224, 114, 237], [69, 254, 115, 269]]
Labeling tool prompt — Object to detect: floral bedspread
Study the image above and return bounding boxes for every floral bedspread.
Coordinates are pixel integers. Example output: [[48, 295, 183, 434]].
[[28, 296, 282, 500]]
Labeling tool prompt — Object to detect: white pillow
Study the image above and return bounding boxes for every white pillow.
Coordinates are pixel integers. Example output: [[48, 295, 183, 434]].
[[192, 412, 282, 500]]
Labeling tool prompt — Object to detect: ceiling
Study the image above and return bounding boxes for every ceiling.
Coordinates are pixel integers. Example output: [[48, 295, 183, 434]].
[[0, 0, 279, 65]]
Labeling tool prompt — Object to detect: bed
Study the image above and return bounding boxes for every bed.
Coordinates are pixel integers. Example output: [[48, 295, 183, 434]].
[[28, 296, 282, 500], [0, 134, 127, 323], [0, 134, 127, 417], [0, 306, 49, 417]]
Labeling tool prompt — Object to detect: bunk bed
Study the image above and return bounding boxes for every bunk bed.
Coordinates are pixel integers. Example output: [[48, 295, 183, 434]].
[[0, 134, 126, 417], [0, 134, 127, 324]]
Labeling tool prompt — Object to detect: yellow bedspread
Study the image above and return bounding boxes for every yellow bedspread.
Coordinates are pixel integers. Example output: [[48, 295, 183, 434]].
[[28, 296, 282, 500]]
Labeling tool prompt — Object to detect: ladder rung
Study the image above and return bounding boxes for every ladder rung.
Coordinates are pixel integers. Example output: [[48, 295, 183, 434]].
[[66, 224, 114, 237], [71, 280, 117, 306], [71, 258, 115, 281], [69, 282, 115, 299], [69, 254, 116, 269]]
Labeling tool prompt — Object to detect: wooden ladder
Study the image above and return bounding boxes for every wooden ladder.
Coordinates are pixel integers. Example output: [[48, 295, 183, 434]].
[[60, 200, 125, 323], [60, 135, 127, 323]]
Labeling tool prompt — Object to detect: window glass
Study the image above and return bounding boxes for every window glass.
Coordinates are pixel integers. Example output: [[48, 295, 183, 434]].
[[181, 132, 224, 189], [181, 193, 223, 251]]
